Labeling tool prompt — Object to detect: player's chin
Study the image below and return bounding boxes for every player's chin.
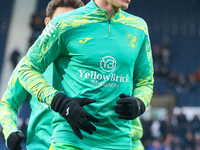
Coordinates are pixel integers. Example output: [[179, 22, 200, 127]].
[[121, 5, 129, 10], [120, 3, 130, 10]]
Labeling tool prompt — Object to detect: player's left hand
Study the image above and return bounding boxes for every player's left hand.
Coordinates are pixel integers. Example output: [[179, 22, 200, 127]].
[[114, 94, 145, 120]]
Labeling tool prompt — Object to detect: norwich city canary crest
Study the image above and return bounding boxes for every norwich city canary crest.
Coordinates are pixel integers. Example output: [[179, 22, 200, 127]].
[[126, 34, 138, 49]]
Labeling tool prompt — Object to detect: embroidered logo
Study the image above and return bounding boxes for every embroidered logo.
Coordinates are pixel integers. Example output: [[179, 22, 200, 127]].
[[79, 37, 93, 44], [126, 34, 138, 49]]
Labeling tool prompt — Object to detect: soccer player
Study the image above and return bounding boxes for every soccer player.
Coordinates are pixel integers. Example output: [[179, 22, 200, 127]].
[[0, 0, 84, 150], [17, 0, 154, 149], [0, 0, 145, 150]]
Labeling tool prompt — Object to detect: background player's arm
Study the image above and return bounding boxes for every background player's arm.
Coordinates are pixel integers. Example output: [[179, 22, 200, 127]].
[[132, 29, 154, 108], [0, 96, 19, 142], [131, 117, 143, 140], [18, 21, 65, 105], [131, 118, 144, 150], [0, 65, 29, 144]]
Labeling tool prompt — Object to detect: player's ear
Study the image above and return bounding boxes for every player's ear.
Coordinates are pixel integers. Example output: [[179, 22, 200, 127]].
[[44, 17, 51, 26]]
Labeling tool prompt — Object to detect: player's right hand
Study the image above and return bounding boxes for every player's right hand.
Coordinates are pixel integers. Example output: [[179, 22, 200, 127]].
[[51, 93, 99, 139], [7, 131, 25, 150]]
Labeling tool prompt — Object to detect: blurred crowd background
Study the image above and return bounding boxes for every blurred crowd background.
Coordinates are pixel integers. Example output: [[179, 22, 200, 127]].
[[0, 0, 200, 149]]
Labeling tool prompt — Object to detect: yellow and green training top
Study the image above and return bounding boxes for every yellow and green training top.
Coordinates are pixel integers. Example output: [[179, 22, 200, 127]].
[[18, 0, 154, 149]]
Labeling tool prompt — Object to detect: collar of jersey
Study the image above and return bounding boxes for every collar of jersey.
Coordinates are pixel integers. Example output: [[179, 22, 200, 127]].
[[86, 0, 122, 20]]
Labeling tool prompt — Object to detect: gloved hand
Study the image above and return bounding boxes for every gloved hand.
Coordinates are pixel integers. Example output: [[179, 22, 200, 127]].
[[114, 94, 145, 120], [51, 93, 99, 139], [7, 131, 25, 150]]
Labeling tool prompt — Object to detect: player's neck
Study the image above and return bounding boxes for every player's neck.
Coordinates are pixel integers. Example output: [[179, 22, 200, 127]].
[[94, 0, 118, 18]]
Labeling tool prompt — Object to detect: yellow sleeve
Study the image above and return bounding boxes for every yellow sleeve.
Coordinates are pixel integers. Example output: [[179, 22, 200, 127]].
[[0, 96, 20, 141]]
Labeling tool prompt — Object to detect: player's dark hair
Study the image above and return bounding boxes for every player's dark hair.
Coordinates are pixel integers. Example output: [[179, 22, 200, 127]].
[[46, 0, 84, 19]]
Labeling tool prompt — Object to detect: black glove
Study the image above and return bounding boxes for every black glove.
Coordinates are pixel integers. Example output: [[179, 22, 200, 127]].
[[114, 94, 145, 120], [7, 131, 25, 150], [51, 93, 99, 139]]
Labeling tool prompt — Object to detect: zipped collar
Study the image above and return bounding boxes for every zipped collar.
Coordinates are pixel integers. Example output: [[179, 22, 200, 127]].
[[85, 0, 122, 20]]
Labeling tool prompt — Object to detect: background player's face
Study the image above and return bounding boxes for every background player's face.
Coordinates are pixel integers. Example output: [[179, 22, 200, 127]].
[[45, 7, 75, 25], [106, 0, 131, 10]]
